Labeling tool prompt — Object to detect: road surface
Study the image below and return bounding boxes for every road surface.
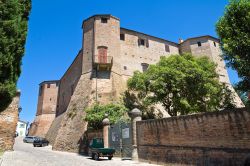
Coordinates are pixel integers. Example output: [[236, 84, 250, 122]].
[[1, 137, 158, 166]]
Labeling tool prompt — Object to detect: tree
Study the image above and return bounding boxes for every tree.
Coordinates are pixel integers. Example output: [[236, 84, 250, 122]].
[[85, 103, 128, 130], [216, 0, 250, 92], [234, 85, 250, 109], [122, 90, 163, 120], [0, 0, 31, 112], [127, 54, 235, 117]]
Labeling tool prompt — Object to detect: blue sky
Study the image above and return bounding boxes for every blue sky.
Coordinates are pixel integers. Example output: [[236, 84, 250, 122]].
[[17, 0, 239, 123]]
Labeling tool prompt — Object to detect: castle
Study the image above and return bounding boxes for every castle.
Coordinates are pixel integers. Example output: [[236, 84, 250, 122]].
[[29, 14, 244, 152], [29, 80, 59, 137]]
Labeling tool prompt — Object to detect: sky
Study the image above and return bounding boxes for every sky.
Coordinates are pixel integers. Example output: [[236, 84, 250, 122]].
[[17, 0, 240, 123]]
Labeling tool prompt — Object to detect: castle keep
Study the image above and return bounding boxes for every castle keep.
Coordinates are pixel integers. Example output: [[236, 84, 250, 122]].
[[30, 15, 243, 152]]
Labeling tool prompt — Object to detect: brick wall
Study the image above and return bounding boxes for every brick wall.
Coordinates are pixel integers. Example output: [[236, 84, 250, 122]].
[[0, 92, 20, 151], [28, 114, 55, 137], [56, 50, 83, 116], [136, 108, 250, 165]]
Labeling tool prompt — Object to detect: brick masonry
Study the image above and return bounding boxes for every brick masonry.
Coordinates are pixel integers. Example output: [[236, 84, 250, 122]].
[[29, 80, 59, 137], [44, 14, 244, 153], [0, 92, 20, 151], [136, 108, 250, 165]]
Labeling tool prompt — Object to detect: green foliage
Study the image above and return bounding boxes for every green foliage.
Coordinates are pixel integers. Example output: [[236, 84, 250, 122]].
[[0, 0, 31, 112], [216, 0, 250, 92], [127, 54, 235, 116], [234, 85, 250, 109], [122, 90, 163, 120], [85, 103, 129, 130]]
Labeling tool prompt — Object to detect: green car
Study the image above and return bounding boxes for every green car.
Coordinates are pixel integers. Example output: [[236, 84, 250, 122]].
[[89, 138, 115, 160]]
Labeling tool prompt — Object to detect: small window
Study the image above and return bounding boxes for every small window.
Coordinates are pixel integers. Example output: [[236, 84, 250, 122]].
[[165, 45, 170, 52], [71, 85, 74, 96], [120, 34, 125, 41], [197, 41, 202, 47], [138, 39, 145, 46], [19, 124, 25, 128], [101, 17, 108, 23], [39, 85, 43, 96], [213, 41, 216, 47], [124, 66, 127, 70], [141, 63, 149, 72], [47, 84, 50, 88]]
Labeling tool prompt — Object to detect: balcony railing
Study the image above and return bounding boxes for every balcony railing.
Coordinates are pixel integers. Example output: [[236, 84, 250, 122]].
[[94, 55, 113, 70]]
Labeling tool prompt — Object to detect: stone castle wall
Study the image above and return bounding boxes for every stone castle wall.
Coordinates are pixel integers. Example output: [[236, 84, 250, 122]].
[[29, 80, 58, 137], [56, 51, 83, 116], [0, 92, 20, 151], [120, 28, 179, 77], [136, 108, 250, 165], [37, 81, 58, 115], [28, 114, 55, 137], [45, 15, 244, 153], [48, 73, 94, 152]]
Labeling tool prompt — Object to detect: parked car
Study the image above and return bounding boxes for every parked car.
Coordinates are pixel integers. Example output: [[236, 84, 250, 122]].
[[89, 138, 115, 160], [33, 137, 49, 147], [23, 136, 37, 143]]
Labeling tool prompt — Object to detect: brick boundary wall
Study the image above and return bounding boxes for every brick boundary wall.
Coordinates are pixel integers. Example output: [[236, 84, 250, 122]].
[[136, 108, 250, 165], [0, 92, 20, 151]]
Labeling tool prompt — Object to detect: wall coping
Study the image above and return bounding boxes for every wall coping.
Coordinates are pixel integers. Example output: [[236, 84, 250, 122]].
[[137, 108, 248, 125]]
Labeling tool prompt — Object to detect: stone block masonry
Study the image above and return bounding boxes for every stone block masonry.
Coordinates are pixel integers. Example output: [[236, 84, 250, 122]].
[[136, 108, 250, 165], [0, 91, 20, 151]]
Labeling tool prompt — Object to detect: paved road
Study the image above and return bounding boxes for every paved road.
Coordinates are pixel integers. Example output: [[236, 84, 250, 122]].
[[1, 137, 157, 166]]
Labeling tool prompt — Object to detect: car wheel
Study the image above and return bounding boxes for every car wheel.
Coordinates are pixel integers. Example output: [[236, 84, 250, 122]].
[[94, 153, 99, 161], [108, 156, 112, 160]]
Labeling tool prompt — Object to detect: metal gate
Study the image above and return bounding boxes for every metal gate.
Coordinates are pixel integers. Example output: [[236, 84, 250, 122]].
[[109, 121, 132, 159]]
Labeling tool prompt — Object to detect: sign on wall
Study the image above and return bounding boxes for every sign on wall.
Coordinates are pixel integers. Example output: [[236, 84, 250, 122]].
[[122, 128, 129, 139]]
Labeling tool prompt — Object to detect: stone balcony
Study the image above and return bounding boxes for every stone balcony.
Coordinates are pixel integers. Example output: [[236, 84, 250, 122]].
[[94, 55, 113, 71]]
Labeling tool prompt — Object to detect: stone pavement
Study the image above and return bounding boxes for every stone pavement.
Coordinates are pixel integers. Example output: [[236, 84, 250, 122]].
[[0, 137, 158, 166]]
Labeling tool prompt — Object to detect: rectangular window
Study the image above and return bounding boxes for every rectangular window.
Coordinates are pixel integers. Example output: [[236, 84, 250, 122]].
[[165, 44, 170, 52], [213, 41, 216, 47], [101, 17, 108, 23], [141, 63, 149, 72], [138, 38, 145, 46], [120, 34, 125, 41], [39, 85, 43, 96], [197, 41, 202, 47], [19, 124, 25, 128], [47, 84, 50, 88], [71, 85, 74, 96]]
